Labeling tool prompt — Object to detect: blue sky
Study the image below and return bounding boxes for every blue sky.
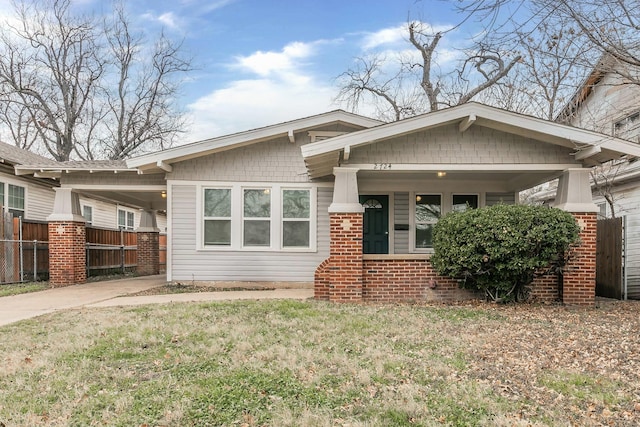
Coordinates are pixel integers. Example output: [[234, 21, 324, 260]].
[[2, 0, 472, 143], [126, 0, 474, 142]]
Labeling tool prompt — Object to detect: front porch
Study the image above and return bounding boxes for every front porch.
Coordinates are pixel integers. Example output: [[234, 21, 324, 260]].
[[313, 167, 597, 306]]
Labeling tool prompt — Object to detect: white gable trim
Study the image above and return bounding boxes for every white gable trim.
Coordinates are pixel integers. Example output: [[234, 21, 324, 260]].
[[127, 110, 382, 171], [300, 102, 640, 160]]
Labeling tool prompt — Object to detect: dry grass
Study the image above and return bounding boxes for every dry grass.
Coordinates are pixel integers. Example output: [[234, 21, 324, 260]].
[[0, 299, 638, 426]]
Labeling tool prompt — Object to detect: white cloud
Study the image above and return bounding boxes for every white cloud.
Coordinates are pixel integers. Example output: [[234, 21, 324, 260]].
[[184, 77, 337, 141], [361, 22, 454, 51], [157, 12, 180, 29], [232, 41, 317, 77]]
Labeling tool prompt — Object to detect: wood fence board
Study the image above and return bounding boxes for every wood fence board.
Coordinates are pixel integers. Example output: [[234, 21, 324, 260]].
[[596, 217, 623, 299]]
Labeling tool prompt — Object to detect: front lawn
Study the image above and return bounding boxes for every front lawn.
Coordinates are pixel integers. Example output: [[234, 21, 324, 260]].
[[0, 300, 638, 426]]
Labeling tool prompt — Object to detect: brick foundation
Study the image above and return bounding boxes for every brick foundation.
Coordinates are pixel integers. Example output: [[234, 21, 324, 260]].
[[314, 258, 330, 300], [137, 231, 160, 276], [328, 212, 363, 302], [562, 212, 597, 306], [48, 221, 86, 287]]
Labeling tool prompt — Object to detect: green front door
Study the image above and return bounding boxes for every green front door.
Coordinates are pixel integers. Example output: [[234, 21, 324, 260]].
[[360, 195, 389, 254]]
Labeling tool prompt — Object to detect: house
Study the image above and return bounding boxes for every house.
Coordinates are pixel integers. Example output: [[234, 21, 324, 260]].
[[553, 56, 640, 300], [14, 103, 640, 305]]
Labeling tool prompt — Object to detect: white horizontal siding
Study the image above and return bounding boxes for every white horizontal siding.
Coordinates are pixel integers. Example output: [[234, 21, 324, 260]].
[[25, 184, 55, 221], [394, 192, 409, 254], [169, 184, 331, 282]]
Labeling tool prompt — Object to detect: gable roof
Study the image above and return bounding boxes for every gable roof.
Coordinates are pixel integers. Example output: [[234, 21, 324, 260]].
[[126, 110, 383, 172], [301, 102, 640, 179]]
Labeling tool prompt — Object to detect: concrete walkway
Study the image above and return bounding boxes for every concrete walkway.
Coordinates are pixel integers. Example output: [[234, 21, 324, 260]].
[[0, 275, 314, 327]]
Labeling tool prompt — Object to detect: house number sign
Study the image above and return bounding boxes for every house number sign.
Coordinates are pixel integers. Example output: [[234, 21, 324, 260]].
[[374, 163, 392, 170]]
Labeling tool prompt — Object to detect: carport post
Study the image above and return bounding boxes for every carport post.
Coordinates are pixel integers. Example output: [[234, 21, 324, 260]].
[[136, 209, 160, 276], [47, 188, 86, 287]]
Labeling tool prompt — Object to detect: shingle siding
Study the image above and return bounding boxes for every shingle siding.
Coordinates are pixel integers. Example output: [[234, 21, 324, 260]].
[[347, 124, 578, 165]]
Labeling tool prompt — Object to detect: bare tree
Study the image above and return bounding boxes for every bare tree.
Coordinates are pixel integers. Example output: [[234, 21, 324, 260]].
[[336, 21, 521, 121], [0, 0, 190, 161]]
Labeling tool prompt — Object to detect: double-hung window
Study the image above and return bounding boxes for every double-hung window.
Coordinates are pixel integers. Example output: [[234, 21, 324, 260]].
[[415, 194, 441, 250], [0, 182, 26, 217], [282, 189, 310, 248], [118, 208, 135, 230], [204, 188, 232, 246], [243, 189, 271, 247], [82, 205, 93, 225]]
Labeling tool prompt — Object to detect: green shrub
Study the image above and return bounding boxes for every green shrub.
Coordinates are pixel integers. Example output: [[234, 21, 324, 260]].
[[430, 204, 580, 302]]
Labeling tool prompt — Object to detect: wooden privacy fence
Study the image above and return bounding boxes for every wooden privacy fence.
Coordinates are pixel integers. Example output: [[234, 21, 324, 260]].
[[86, 226, 137, 276], [0, 216, 166, 284]]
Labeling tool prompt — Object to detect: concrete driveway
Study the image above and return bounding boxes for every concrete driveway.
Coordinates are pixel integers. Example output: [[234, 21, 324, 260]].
[[0, 275, 314, 327]]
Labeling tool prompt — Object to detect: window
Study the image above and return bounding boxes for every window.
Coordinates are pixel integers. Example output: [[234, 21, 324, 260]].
[[0, 182, 25, 217], [82, 205, 93, 224], [243, 188, 271, 247], [282, 189, 310, 248], [203, 188, 232, 246], [199, 184, 316, 251], [415, 194, 441, 249], [118, 208, 135, 230], [613, 111, 640, 138], [452, 194, 478, 212]]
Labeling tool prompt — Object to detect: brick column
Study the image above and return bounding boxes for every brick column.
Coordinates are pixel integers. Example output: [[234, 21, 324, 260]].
[[552, 169, 598, 306], [329, 212, 363, 302], [48, 221, 86, 287], [562, 212, 597, 306], [136, 209, 160, 276], [47, 188, 86, 287]]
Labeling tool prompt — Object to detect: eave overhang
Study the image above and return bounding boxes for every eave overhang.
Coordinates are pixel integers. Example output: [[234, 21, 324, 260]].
[[301, 102, 640, 179], [126, 110, 383, 173]]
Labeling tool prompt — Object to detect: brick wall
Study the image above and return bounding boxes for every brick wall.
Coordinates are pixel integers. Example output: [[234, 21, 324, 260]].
[[137, 231, 160, 276], [562, 212, 597, 306], [530, 271, 561, 303], [362, 258, 479, 302], [328, 213, 363, 302], [314, 258, 330, 300], [48, 221, 86, 287]]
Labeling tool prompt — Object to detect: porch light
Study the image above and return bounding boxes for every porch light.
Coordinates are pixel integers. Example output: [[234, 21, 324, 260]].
[[437, 171, 447, 178], [161, 191, 167, 199], [416, 195, 422, 202]]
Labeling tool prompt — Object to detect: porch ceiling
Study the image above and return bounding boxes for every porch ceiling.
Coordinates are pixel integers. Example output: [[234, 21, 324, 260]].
[[356, 168, 561, 192], [69, 187, 167, 211]]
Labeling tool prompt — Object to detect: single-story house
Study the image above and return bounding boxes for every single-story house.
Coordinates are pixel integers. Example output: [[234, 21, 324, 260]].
[[14, 103, 640, 305]]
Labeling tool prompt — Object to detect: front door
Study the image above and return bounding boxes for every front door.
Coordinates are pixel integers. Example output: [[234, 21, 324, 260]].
[[360, 195, 389, 254]]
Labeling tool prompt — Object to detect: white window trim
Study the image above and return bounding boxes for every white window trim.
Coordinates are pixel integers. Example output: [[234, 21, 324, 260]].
[[82, 204, 94, 225], [0, 176, 28, 218], [197, 182, 317, 252], [410, 192, 442, 253], [117, 206, 136, 230], [242, 187, 273, 249], [202, 187, 233, 247], [281, 187, 317, 251]]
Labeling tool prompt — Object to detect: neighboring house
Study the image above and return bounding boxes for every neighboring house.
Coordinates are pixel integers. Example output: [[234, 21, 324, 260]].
[[552, 56, 640, 300], [15, 104, 640, 304], [0, 141, 166, 231]]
